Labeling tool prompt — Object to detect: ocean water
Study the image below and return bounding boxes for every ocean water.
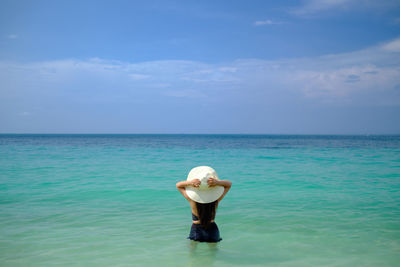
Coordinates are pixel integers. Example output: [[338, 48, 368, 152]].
[[0, 134, 400, 267]]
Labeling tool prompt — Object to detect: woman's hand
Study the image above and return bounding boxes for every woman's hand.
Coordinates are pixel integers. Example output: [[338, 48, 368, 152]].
[[191, 179, 201, 188], [207, 177, 218, 187], [176, 179, 200, 189]]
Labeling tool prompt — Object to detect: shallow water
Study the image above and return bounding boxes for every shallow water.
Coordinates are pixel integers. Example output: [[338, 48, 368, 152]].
[[1, 134, 400, 266]]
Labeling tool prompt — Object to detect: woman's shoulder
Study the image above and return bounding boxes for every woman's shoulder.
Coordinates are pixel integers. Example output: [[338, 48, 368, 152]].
[[188, 198, 197, 208]]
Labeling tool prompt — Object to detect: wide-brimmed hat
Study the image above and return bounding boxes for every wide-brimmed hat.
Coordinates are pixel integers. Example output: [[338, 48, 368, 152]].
[[185, 166, 224, 204]]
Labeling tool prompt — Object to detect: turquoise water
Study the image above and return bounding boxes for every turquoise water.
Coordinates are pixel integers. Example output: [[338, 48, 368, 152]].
[[1, 134, 400, 266]]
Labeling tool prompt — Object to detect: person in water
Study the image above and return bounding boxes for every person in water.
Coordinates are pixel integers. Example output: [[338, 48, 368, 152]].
[[176, 166, 232, 242]]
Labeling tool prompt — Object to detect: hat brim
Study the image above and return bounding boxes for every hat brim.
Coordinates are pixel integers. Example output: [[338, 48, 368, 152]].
[[186, 186, 224, 203]]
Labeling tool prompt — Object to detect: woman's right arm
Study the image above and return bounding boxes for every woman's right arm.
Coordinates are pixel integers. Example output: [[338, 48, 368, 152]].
[[176, 179, 200, 201], [176, 180, 195, 189]]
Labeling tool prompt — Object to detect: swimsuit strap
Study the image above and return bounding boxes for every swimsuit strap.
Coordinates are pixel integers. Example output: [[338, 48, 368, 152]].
[[192, 213, 199, 221]]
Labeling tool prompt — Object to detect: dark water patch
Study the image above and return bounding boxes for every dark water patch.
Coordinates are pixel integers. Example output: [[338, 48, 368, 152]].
[[1, 134, 400, 150]]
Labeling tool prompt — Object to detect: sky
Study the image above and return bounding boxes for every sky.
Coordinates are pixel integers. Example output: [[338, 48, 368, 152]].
[[1, 0, 400, 134]]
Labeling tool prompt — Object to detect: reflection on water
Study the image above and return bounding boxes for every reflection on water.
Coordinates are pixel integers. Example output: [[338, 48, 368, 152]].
[[188, 240, 218, 267]]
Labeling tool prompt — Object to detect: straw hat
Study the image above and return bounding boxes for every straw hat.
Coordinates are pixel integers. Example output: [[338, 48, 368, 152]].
[[185, 166, 224, 203]]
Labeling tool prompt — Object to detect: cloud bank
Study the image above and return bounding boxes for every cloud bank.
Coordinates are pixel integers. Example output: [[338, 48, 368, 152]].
[[1, 38, 399, 133], [292, 0, 400, 16]]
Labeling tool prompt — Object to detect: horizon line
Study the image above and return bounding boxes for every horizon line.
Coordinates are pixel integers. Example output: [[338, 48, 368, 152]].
[[1, 133, 399, 136]]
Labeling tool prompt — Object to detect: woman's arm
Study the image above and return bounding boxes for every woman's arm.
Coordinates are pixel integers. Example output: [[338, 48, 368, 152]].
[[176, 179, 200, 201], [208, 178, 232, 202], [176, 180, 200, 189]]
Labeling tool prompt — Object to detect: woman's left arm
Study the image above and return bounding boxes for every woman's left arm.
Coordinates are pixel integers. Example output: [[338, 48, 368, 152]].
[[207, 178, 232, 202]]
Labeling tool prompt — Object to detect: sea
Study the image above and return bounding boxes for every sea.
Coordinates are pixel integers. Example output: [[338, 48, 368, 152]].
[[0, 134, 399, 266]]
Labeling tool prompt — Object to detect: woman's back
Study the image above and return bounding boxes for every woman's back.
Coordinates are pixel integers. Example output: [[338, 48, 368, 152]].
[[176, 166, 231, 243], [192, 200, 217, 226]]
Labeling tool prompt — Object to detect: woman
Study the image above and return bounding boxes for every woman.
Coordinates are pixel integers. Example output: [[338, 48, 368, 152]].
[[176, 166, 232, 242]]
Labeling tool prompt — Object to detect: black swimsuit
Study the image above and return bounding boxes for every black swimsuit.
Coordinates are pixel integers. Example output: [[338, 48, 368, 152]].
[[188, 213, 222, 243]]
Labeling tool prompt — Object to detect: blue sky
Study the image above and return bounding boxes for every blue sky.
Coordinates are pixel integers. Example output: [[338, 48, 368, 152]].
[[1, 0, 400, 134]]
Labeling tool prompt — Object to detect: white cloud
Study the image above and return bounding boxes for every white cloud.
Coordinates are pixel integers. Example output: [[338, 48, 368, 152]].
[[0, 37, 399, 107], [6, 34, 18, 39], [218, 67, 237, 72], [180, 68, 239, 83], [1, 38, 400, 133], [291, 65, 400, 99], [254, 20, 283, 26], [297, 0, 352, 13], [381, 38, 400, 52], [129, 73, 151, 80], [292, 0, 400, 16], [19, 111, 30, 116], [163, 89, 206, 98]]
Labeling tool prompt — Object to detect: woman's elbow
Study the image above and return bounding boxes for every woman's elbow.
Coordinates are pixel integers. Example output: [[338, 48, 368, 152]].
[[176, 182, 184, 189]]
